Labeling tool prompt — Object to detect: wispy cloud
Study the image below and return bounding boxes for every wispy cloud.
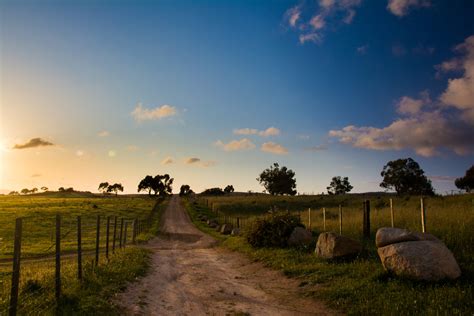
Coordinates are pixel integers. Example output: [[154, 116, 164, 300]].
[[13, 138, 54, 149], [285, 0, 363, 44], [185, 157, 201, 164], [214, 138, 256, 151], [97, 130, 110, 137], [31, 174, 42, 178], [131, 103, 177, 122], [184, 157, 216, 167], [305, 145, 328, 151], [233, 127, 280, 137], [428, 175, 457, 182], [387, 0, 431, 17], [356, 44, 368, 55], [161, 156, 174, 165], [261, 142, 289, 155]]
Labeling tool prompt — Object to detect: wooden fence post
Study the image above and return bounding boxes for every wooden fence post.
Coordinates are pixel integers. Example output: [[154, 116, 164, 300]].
[[420, 197, 426, 233], [77, 216, 82, 281], [123, 222, 128, 248], [322, 208, 326, 231], [112, 216, 117, 253], [106, 216, 110, 260], [339, 205, 342, 235], [132, 218, 137, 244], [9, 218, 22, 316], [95, 215, 100, 266], [308, 208, 311, 230], [363, 200, 371, 239], [119, 218, 124, 248], [55, 214, 61, 302], [237, 217, 240, 228], [390, 198, 394, 228]]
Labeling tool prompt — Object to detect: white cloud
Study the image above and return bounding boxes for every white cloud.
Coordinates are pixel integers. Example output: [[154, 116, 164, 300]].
[[261, 142, 289, 155], [356, 44, 368, 55], [387, 0, 431, 17], [439, 35, 474, 123], [131, 103, 177, 122], [97, 130, 110, 137], [76, 150, 84, 157], [161, 156, 174, 165], [108, 150, 117, 157], [285, 0, 362, 44], [396, 91, 430, 115], [233, 127, 280, 137], [214, 138, 256, 151]]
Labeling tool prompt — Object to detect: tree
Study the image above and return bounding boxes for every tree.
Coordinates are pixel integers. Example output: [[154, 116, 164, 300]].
[[327, 176, 353, 195], [224, 185, 234, 194], [58, 187, 65, 192], [138, 174, 174, 196], [31, 187, 38, 194], [8, 191, 19, 195], [201, 187, 224, 195], [65, 187, 74, 192], [380, 158, 434, 195], [455, 165, 474, 193], [98, 182, 109, 194], [107, 183, 124, 196], [257, 163, 297, 196], [179, 184, 192, 196], [41, 186, 48, 192], [21, 188, 30, 195]]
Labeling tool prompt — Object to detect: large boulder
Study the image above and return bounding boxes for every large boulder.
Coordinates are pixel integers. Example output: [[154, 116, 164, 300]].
[[376, 227, 461, 281], [376, 227, 440, 247], [378, 240, 461, 281], [220, 224, 233, 235], [315, 232, 362, 259], [287, 227, 312, 247]]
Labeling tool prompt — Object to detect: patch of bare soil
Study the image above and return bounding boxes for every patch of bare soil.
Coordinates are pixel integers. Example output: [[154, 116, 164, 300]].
[[114, 196, 337, 315]]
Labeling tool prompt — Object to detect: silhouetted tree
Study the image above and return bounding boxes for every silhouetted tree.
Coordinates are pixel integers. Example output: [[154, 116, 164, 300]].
[[65, 187, 74, 192], [224, 185, 235, 193], [21, 188, 30, 195], [327, 176, 353, 195], [31, 188, 38, 194], [455, 165, 474, 193], [107, 183, 124, 196], [201, 187, 225, 195], [8, 191, 19, 195], [138, 174, 173, 196], [257, 163, 297, 195], [58, 187, 65, 192], [98, 182, 109, 194], [41, 186, 48, 192], [380, 158, 434, 195], [138, 176, 154, 195], [179, 184, 192, 196]]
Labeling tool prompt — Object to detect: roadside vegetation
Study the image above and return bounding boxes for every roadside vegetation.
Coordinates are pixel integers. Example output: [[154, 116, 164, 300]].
[[186, 194, 474, 315]]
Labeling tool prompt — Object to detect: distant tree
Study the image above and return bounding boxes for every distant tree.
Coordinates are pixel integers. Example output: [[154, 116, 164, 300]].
[[224, 185, 235, 194], [107, 183, 124, 196], [65, 187, 74, 192], [179, 184, 192, 196], [41, 186, 48, 192], [257, 163, 297, 196], [31, 188, 38, 194], [455, 165, 474, 193], [380, 158, 434, 195], [201, 187, 225, 195], [98, 182, 109, 194], [8, 191, 19, 195], [20, 188, 30, 195], [138, 174, 173, 196], [58, 187, 65, 192], [327, 176, 353, 195]]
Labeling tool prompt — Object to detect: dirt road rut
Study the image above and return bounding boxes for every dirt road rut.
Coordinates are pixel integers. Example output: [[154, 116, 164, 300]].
[[115, 196, 334, 315]]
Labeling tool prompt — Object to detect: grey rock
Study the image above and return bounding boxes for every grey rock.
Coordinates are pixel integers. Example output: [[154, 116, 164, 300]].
[[287, 227, 312, 247], [315, 232, 362, 259]]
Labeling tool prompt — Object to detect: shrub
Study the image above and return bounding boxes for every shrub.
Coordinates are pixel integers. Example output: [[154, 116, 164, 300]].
[[247, 213, 304, 248]]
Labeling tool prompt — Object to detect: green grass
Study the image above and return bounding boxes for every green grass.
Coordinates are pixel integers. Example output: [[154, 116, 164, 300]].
[[0, 194, 167, 314], [189, 194, 474, 315]]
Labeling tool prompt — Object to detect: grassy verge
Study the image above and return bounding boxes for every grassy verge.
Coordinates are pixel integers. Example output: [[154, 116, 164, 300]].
[[186, 198, 474, 315]]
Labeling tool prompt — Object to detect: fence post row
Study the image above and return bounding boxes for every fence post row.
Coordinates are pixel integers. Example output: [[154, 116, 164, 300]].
[[55, 214, 61, 302], [95, 215, 100, 266], [112, 216, 117, 253], [123, 222, 128, 247], [132, 218, 137, 244], [77, 216, 82, 281], [420, 197, 426, 233], [119, 218, 124, 248], [9, 218, 22, 316], [106, 216, 110, 260]]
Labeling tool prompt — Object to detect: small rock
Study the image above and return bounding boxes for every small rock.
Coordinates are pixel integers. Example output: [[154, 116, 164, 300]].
[[315, 232, 362, 259], [287, 227, 312, 247], [220, 224, 233, 235]]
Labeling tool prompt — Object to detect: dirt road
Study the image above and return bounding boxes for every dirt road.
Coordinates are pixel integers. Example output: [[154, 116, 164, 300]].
[[115, 196, 334, 315]]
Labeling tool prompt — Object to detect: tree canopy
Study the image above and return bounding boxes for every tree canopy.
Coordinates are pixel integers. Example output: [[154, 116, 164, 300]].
[[179, 184, 193, 196], [224, 185, 234, 193], [327, 176, 353, 195], [257, 163, 297, 195], [138, 174, 173, 196], [201, 187, 225, 195], [380, 158, 434, 195], [455, 165, 474, 193]]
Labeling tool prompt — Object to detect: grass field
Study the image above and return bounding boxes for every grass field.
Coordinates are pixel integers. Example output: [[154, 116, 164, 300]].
[[188, 193, 474, 315], [0, 193, 166, 314]]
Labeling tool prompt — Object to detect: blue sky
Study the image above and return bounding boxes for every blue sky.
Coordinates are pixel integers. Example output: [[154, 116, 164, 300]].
[[1, 0, 473, 194]]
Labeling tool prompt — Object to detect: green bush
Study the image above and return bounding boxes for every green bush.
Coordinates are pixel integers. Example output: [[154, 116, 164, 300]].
[[247, 213, 304, 248]]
